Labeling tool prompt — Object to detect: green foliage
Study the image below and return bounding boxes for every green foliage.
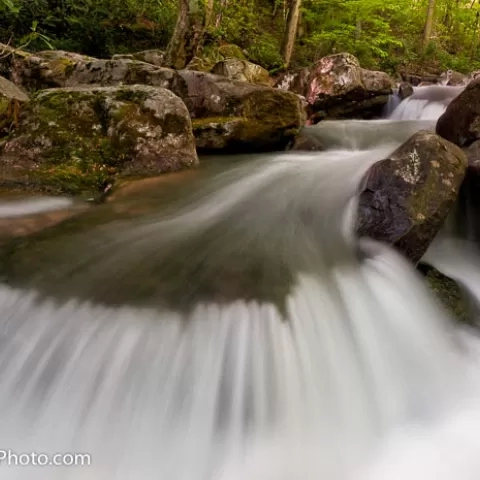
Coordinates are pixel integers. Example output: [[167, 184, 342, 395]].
[[0, 0, 177, 57], [247, 35, 283, 70], [2, 0, 480, 74]]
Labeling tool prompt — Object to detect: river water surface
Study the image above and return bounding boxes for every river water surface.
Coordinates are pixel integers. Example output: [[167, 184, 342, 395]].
[[0, 86, 478, 480]]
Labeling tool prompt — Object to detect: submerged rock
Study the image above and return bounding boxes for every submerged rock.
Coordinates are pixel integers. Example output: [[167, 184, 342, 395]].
[[288, 127, 325, 151], [0, 85, 197, 196], [180, 71, 305, 152], [211, 59, 270, 86], [356, 130, 467, 263], [436, 78, 480, 147]]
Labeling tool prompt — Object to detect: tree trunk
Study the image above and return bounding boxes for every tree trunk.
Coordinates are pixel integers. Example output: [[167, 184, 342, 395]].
[[165, 0, 190, 69], [165, 0, 204, 69], [281, 0, 302, 68], [205, 0, 215, 28], [423, 0, 436, 48]]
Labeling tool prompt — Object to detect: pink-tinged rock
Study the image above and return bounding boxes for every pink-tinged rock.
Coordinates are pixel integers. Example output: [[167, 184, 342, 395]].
[[276, 53, 394, 121]]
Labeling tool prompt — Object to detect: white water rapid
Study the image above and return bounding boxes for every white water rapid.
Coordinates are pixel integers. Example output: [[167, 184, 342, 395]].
[[0, 85, 479, 480]]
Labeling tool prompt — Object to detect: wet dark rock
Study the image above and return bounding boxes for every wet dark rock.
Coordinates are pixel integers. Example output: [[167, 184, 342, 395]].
[[398, 71, 439, 86], [398, 82, 414, 100], [288, 127, 324, 151], [436, 78, 480, 147], [357, 130, 467, 263]]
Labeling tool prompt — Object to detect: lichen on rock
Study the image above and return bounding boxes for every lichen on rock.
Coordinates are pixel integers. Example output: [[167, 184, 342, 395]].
[[211, 59, 270, 86], [180, 71, 305, 152], [357, 130, 467, 263], [276, 52, 393, 121], [0, 85, 198, 197]]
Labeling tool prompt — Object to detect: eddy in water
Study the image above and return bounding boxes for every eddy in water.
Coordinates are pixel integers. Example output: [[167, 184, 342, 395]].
[[0, 84, 479, 480]]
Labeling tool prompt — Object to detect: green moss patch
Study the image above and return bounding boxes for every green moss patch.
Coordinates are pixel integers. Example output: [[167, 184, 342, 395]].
[[425, 267, 470, 324]]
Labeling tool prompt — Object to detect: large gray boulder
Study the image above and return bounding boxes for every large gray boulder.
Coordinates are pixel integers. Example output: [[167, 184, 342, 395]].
[[0, 85, 198, 196], [112, 49, 165, 67], [0, 47, 305, 154], [275, 53, 393, 121], [356, 130, 467, 262], [179, 70, 305, 152], [0, 48, 95, 92], [64, 59, 187, 96]]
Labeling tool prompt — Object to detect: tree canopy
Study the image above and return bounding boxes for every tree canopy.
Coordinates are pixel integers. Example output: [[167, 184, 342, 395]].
[[1, 0, 480, 74]]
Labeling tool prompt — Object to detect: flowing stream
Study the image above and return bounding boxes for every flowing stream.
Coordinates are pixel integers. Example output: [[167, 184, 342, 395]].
[[0, 86, 479, 479]]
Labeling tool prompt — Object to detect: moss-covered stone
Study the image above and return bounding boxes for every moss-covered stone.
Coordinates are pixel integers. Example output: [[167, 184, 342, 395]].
[[181, 71, 305, 152], [112, 50, 165, 67], [185, 44, 246, 72], [211, 59, 270, 86], [0, 85, 198, 197], [1, 50, 95, 93], [357, 131, 467, 263], [217, 44, 246, 60], [424, 267, 470, 324]]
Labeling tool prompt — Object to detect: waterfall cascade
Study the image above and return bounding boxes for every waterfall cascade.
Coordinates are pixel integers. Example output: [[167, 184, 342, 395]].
[[0, 85, 479, 480]]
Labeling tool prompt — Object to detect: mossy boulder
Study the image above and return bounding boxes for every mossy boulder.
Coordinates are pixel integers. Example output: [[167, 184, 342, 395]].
[[180, 71, 305, 152], [65, 59, 187, 95], [0, 48, 95, 92], [356, 130, 467, 263], [112, 50, 165, 67], [211, 59, 270, 86], [0, 48, 186, 99], [0, 85, 198, 196], [185, 44, 246, 72], [217, 44, 246, 60]]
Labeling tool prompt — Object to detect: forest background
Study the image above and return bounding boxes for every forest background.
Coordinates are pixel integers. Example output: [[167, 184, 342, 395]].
[[0, 0, 478, 76]]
